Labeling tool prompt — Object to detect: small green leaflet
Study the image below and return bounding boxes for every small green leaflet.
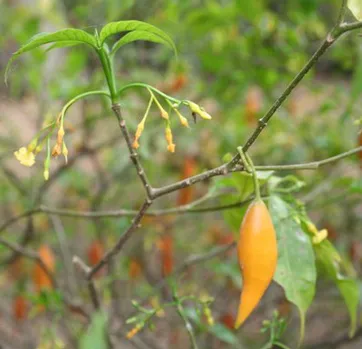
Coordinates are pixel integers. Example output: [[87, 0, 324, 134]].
[[5, 28, 97, 83], [111, 30, 175, 55], [99, 20, 176, 55], [79, 311, 108, 349], [348, 0, 362, 21], [269, 195, 316, 345], [314, 240, 359, 337]]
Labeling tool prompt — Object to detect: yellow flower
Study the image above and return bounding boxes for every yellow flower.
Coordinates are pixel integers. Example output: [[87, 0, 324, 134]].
[[165, 126, 175, 153], [126, 324, 143, 339], [187, 101, 212, 120], [204, 306, 214, 326], [43, 169, 49, 181], [51, 143, 62, 157], [174, 109, 189, 128], [14, 147, 35, 167], [307, 222, 318, 235], [57, 125, 65, 144], [154, 99, 169, 120], [312, 229, 328, 245], [133, 121, 145, 149], [62, 142, 68, 163]]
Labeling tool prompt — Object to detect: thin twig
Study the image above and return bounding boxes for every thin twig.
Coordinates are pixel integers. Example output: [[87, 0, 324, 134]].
[[1, 143, 360, 234], [50, 214, 79, 296], [252, 146, 362, 171], [0, 236, 56, 287], [174, 292, 199, 349], [337, 0, 348, 25], [0, 236, 90, 320], [73, 256, 101, 310], [112, 103, 154, 199], [87, 199, 152, 279], [127, 241, 235, 319]]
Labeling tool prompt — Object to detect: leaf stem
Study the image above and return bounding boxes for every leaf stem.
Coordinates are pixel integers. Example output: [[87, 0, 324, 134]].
[[117, 82, 180, 103], [237, 147, 261, 201]]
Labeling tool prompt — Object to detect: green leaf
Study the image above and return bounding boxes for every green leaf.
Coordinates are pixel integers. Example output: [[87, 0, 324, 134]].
[[99, 20, 176, 54], [79, 311, 108, 349], [5, 29, 97, 83], [209, 324, 239, 345], [314, 240, 359, 337], [213, 171, 273, 231], [45, 41, 83, 52], [348, 0, 362, 21], [269, 195, 316, 344], [214, 171, 274, 201], [111, 30, 176, 55]]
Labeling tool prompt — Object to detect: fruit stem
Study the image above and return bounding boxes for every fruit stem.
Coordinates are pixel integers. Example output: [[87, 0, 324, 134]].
[[237, 147, 261, 201]]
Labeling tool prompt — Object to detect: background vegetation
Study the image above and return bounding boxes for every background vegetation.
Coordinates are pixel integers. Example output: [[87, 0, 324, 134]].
[[1, 0, 361, 348]]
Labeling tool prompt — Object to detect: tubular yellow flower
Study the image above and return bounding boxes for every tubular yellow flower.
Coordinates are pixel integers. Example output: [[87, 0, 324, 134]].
[[307, 222, 318, 235], [174, 109, 189, 128], [154, 98, 169, 120], [312, 229, 328, 245], [126, 324, 143, 339], [14, 147, 35, 167], [165, 126, 175, 153], [35, 144, 43, 154], [204, 306, 214, 326], [27, 138, 38, 152], [133, 121, 145, 149], [57, 125, 65, 145], [43, 169, 49, 181], [51, 143, 62, 157], [62, 142, 68, 163], [187, 101, 212, 120]]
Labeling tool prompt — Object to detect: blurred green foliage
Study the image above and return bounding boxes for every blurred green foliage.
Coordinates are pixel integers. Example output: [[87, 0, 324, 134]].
[[1, 1, 362, 348]]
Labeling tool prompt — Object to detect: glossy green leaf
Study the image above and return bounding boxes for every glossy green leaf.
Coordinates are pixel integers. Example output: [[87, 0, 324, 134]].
[[5, 29, 97, 83], [79, 311, 108, 349], [314, 240, 359, 337], [348, 0, 362, 21], [99, 20, 176, 54], [111, 30, 176, 55], [269, 195, 316, 343]]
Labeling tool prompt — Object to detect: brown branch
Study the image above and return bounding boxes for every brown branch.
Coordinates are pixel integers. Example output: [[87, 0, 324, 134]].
[[150, 11, 362, 196], [73, 256, 101, 310], [87, 199, 152, 279], [127, 241, 236, 319], [112, 103, 154, 199]]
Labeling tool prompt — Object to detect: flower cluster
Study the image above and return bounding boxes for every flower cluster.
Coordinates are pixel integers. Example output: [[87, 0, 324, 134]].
[[13, 112, 69, 181], [132, 91, 212, 153]]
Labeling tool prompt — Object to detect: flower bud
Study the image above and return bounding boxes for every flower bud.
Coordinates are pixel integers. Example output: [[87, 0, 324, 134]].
[[175, 109, 189, 128], [312, 229, 328, 245], [133, 121, 145, 149], [187, 101, 212, 120], [165, 126, 175, 153], [51, 143, 62, 157]]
